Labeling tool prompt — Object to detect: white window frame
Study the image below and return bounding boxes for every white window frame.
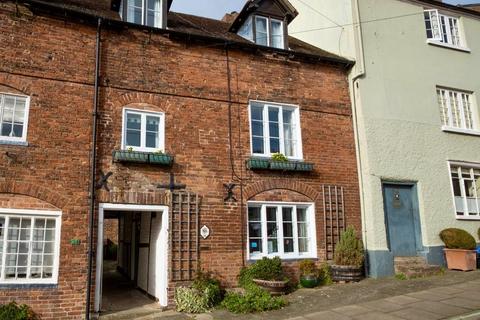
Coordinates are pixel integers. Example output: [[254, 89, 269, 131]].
[[0, 209, 62, 285], [424, 9, 468, 51], [122, 0, 164, 28], [248, 100, 303, 161], [247, 201, 317, 260], [121, 108, 165, 153], [448, 161, 480, 220], [0, 93, 30, 143], [437, 87, 478, 135], [238, 15, 285, 49]]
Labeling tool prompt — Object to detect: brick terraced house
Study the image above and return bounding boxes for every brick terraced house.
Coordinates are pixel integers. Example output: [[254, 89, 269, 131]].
[[0, 0, 360, 318]]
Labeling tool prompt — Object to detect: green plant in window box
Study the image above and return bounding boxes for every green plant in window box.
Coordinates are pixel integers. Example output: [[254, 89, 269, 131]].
[[270, 153, 296, 171], [113, 150, 149, 163], [149, 150, 173, 166], [246, 158, 270, 170]]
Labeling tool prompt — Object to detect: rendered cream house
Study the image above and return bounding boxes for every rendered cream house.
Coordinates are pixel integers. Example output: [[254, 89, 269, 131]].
[[289, 0, 480, 277]]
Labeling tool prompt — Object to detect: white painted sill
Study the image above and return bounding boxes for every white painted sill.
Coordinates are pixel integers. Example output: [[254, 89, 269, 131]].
[[442, 126, 480, 136], [427, 40, 471, 53], [456, 215, 480, 221]]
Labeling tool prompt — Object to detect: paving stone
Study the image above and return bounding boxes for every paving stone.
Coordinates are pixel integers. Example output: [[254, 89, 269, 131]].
[[431, 286, 464, 295], [332, 305, 372, 316], [406, 290, 452, 301], [360, 300, 405, 312], [286, 317, 308, 320], [304, 311, 351, 320], [454, 292, 480, 301], [384, 295, 421, 305], [440, 297, 480, 310], [389, 308, 443, 320], [351, 311, 404, 320], [408, 301, 470, 317]]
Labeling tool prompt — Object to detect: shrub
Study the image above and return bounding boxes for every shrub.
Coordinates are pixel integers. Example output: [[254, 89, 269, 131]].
[[238, 257, 284, 288], [334, 226, 364, 267], [221, 284, 286, 314], [440, 228, 476, 250], [0, 302, 38, 320], [271, 153, 288, 162], [477, 227, 480, 242], [318, 262, 333, 285], [299, 260, 317, 276], [175, 271, 223, 313]]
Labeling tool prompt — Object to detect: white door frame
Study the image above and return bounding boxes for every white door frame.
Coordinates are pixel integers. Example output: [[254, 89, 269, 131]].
[[94, 203, 170, 313]]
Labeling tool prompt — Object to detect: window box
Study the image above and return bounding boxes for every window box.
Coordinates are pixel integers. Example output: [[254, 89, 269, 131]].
[[295, 162, 314, 172], [149, 153, 173, 166], [246, 158, 270, 170], [113, 150, 149, 163], [270, 161, 297, 171]]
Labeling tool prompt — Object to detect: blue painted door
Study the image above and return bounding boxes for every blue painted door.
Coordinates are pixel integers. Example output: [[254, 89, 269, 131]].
[[383, 184, 418, 256]]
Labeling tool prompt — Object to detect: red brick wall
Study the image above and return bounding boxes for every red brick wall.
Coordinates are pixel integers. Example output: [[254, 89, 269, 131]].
[[0, 2, 360, 318]]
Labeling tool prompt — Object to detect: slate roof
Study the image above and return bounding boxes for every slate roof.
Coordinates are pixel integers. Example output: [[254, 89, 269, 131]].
[[19, 0, 352, 66]]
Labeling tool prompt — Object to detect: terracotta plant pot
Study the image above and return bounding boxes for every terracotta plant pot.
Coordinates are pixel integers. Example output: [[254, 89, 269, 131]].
[[444, 248, 477, 271], [300, 274, 319, 288], [252, 279, 289, 296], [331, 265, 364, 282]]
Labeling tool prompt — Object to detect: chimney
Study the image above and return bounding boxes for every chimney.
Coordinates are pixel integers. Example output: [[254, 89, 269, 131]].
[[222, 11, 239, 24]]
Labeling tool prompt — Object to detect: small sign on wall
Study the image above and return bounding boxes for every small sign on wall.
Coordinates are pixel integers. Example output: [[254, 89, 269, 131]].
[[200, 225, 210, 239]]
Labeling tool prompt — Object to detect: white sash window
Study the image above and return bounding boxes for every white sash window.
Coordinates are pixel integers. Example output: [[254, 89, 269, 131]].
[[450, 164, 480, 220], [424, 9, 463, 48], [437, 88, 477, 132]]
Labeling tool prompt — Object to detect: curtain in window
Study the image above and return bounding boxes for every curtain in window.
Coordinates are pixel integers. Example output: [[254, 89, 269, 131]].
[[238, 16, 254, 42], [271, 20, 284, 49], [147, 0, 162, 28]]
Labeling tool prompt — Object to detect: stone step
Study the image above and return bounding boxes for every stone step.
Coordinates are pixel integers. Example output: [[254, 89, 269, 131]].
[[99, 306, 165, 320], [394, 256, 428, 266], [394, 256, 443, 279]]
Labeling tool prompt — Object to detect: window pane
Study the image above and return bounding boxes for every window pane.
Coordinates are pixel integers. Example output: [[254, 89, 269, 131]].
[[248, 207, 261, 221], [297, 208, 307, 222], [249, 239, 262, 254], [299, 238, 308, 253], [271, 20, 284, 49], [146, 132, 158, 148], [238, 16, 253, 41], [146, 115, 159, 132], [249, 223, 262, 238], [266, 207, 277, 221], [146, 0, 162, 27], [270, 138, 280, 153], [252, 121, 263, 136], [1, 124, 12, 137], [126, 130, 141, 147], [298, 223, 308, 238], [255, 16, 268, 46], [267, 239, 278, 254], [12, 124, 23, 137], [252, 137, 265, 154], [283, 222, 293, 238], [284, 239, 294, 253], [126, 113, 141, 130], [268, 107, 279, 122], [127, 0, 143, 24], [269, 122, 279, 138], [251, 105, 263, 121]]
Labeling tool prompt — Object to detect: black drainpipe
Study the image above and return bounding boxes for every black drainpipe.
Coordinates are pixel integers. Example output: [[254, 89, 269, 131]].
[[86, 17, 103, 320]]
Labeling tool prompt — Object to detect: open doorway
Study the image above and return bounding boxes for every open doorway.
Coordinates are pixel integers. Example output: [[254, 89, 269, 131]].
[[94, 204, 169, 315]]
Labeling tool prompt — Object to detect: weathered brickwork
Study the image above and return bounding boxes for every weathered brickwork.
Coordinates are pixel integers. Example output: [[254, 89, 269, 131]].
[[0, 2, 360, 318]]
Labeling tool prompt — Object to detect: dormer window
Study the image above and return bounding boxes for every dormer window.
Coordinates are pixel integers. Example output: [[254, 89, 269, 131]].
[[238, 15, 285, 49], [120, 0, 167, 28]]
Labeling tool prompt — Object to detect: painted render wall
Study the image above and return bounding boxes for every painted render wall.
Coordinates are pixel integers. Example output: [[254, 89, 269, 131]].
[[290, 0, 480, 276]]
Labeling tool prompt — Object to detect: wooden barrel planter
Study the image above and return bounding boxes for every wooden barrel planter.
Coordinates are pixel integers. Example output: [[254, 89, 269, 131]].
[[331, 265, 364, 282], [253, 279, 289, 296]]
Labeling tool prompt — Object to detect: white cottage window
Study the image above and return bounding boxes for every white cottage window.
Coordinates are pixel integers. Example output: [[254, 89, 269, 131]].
[[449, 164, 480, 220], [122, 108, 165, 152], [437, 88, 477, 132], [0, 93, 30, 143], [247, 202, 316, 260], [424, 9, 464, 48], [249, 101, 303, 160], [121, 0, 164, 28], [237, 15, 285, 49], [0, 210, 61, 284]]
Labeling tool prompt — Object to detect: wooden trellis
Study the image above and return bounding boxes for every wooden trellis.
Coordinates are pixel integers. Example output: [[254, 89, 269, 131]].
[[323, 185, 346, 260], [170, 191, 200, 282]]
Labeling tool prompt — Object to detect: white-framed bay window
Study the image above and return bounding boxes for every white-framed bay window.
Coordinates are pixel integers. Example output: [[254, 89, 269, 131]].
[[121, 0, 165, 28], [0, 209, 62, 284], [437, 87, 478, 133], [249, 101, 303, 160], [0, 93, 30, 143], [424, 9, 467, 50], [122, 108, 165, 152], [449, 162, 480, 220], [247, 202, 316, 260]]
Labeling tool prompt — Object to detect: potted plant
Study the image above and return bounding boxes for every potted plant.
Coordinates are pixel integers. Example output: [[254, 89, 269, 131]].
[[299, 260, 319, 288], [331, 226, 365, 282], [239, 257, 289, 296], [246, 157, 270, 170], [113, 147, 149, 163], [270, 153, 296, 171], [440, 228, 477, 271], [149, 150, 173, 166]]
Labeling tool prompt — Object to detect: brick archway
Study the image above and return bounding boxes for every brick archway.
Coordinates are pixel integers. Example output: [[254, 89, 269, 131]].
[[244, 179, 320, 201], [109, 92, 168, 113], [0, 181, 68, 209]]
